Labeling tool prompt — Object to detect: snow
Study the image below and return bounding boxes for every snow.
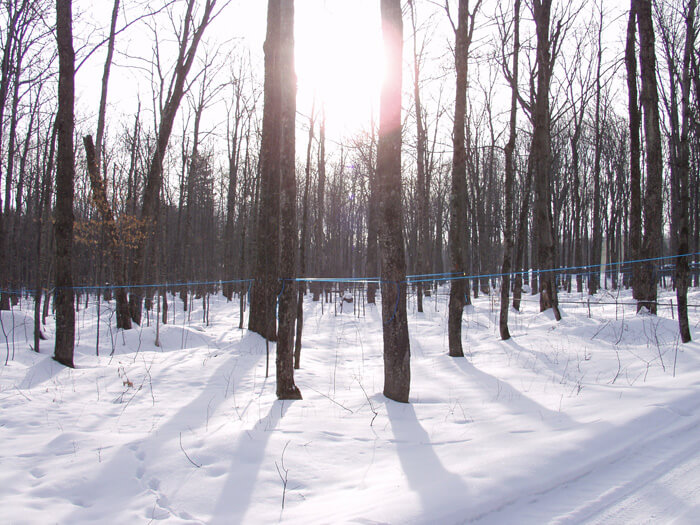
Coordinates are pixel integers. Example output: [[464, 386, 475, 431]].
[[1, 287, 699, 524]]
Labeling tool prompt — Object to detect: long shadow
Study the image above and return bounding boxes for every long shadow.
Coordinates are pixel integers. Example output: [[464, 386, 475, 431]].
[[144, 331, 265, 438], [212, 400, 290, 523], [501, 337, 582, 382], [469, 391, 700, 523], [18, 355, 65, 390], [61, 331, 266, 522], [447, 349, 577, 429], [386, 400, 471, 519]]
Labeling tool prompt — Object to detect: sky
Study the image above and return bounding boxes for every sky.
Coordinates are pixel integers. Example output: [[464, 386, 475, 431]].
[[74, 0, 387, 147], [70, 0, 634, 173]]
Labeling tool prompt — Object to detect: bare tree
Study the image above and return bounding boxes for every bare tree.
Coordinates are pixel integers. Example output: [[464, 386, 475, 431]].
[[312, 106, 327, 302], [275, 0, 302, 399], [249, 0, 282, 340], [530, 0, 561, 320], [365, 119, 379, 304], [53, 0, 75, 368], [1, 0, 53, 310], [635, 0, 663, 314], [129, 0, 218, 325], [448, 0, 481, 357], [409, 0, 431, 313], [625, 0, 642, 299], [675, 0, 695, 341], [295, 102, 315, 369], [81, 0, 132, 329], [658, 0, 695, 340], [378, 0, 410, 403], [223, 56, 256, 302], [589, 3, 604, 296], [499, 0, 520, 340]]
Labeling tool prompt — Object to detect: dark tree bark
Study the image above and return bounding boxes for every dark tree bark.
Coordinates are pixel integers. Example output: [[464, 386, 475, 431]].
[[0, 1, 22, 311], [312, 108, 327, 302], [512, 161, 533, 311], [635, 0, 663, 314], [54, 0, 75, 368], [366, 125, 379, 304], [449, 0, 480, 356], [409, 0, 430, 313], [295, 105, 315, 369], [238, 136, 254, 330], [531, 0, 561, 320], [32, 120, 56, 353], [378, 0, 410, 403], [249, 0, 282, 340], [276, 0, 302, 400], [589, 7, 604, 296], [626, 0, 642, 299], [675, 0, 695, 341], [499, 0, 520, 340]]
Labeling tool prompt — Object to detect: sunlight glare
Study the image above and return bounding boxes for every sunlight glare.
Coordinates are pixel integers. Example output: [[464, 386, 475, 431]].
[[295, 1, 384, 136]]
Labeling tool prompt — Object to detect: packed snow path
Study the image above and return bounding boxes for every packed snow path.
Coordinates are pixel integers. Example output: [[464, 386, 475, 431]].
[[1, 288, 699, 523]]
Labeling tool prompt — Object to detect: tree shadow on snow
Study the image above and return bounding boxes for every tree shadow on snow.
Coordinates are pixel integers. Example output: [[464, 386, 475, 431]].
[[211, 399, 291, 523], [386, 400, 470, 519], [61, 332, 267, 523], [17, 354, 66, 390], [447, 351, 577, 429]]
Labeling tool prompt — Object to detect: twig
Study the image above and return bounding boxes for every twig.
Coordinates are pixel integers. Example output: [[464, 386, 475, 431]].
[[611, 349, 621, 384], [673, 333, 679, 378], [1, 311, 10, 365], [179, 432, 201, 468], [356, 379, 378, 426], [275, 441, 290, 514], [307, 386, 353, 413], [14, 386, 31, 401], [652, 317, 665, 372], [591, 320, 610, 340]]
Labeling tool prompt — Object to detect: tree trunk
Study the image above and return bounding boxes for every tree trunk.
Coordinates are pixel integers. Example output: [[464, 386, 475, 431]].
[[499, 0, 520, 340], [223, 77, 244, 302], [95, 0, 120, 163], [378, 0, 410, 403], [54, 0, 76, 368], [448, 0, 478, 357], [635, 0, 663, 314], [295, 105, 315, 369], [675, 0, 695, 342], [513, 161, 533, 311], [366, 126, 379, 304], [312, 108, 327, 301], [249, 0, 282, 341], [589, 8, 604, 296], [626, 0, 642, 300], [410, 0, 430, 313], [531, 0, 560, 320], [276, 0, 301, 400]]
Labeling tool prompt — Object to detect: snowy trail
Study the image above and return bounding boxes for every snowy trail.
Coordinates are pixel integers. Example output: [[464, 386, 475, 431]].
[[467, 396, 700, 524], [469, 391, 700, 524]]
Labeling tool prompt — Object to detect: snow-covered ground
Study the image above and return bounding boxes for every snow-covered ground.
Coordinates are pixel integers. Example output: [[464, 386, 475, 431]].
[[1, 286, 699, 524]]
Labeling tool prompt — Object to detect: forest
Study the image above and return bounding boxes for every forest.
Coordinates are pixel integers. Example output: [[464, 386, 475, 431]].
[[0, 0, 698, 401]]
